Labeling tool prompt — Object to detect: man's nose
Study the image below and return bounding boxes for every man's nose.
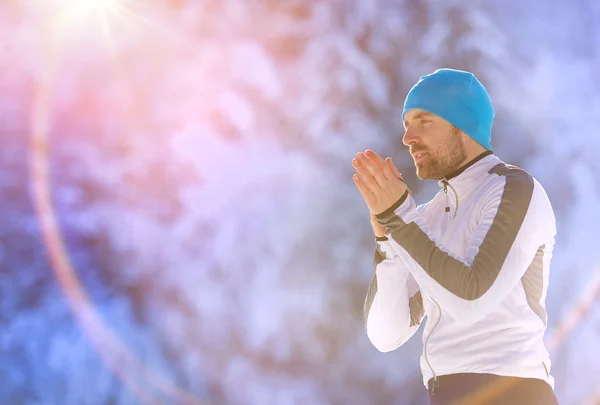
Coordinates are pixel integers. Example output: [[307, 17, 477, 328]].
[[403, 127, 417, 146]]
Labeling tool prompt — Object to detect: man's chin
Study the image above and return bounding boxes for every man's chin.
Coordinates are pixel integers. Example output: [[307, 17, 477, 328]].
[[415, 164, 429, 180], [416, 173, 434, 180], [416, 165, 442, 181], [416, 172, 429, 180]]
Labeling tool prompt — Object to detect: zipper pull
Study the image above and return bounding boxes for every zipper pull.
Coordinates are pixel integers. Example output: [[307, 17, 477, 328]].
[[442, 179, 450, 213]]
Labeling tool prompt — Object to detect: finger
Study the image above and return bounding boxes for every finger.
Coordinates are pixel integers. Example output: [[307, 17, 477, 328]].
[[353, 174, 377, 208], [364, 150, 386, 171], [357, 152, 386, 187], [365, 150, 387, 168], [386, 158, 412, 195], [353, 156, 381, 191], [386, 157, 403, 179], [365, 150, 395, 180]]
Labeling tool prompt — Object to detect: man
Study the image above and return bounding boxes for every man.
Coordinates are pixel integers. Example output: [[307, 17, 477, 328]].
[[353, 69, 559, 405]]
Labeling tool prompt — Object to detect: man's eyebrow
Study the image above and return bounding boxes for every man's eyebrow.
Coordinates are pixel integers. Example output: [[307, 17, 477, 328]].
[[413, 112, 434, 119], [404, 111, 434, 127]]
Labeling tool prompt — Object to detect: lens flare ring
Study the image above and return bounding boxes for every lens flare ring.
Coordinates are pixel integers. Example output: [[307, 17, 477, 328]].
[[27, 2, 600, 404], [28, 11, 211, 405]]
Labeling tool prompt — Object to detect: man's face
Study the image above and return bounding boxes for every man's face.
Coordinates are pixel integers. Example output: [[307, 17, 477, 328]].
[[402, 109, 468, 180]]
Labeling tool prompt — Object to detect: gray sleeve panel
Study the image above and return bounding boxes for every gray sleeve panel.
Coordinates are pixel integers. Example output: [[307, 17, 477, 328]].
[[363, 271, 378, 325], [364, 244, 424, 327], [373, 243, 387, 267], [408, 291, 424, 326], [363, 245, 386, 324], [376, 163, 535, 301], [521, 244, 547, 326]]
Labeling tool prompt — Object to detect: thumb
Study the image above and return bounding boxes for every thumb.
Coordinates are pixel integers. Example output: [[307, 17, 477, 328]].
[[387, 157, 412, 195], [386, 157, 403, 179]]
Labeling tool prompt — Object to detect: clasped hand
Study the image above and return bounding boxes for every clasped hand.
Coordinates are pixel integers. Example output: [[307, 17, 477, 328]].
[[352, 150, 408, 215]]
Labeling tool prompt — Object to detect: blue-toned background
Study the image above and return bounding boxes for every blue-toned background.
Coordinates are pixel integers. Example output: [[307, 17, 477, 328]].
[[1, 1, 599, 404]]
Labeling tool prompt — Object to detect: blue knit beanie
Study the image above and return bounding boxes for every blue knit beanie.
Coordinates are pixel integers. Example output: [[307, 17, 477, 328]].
[[402, 68, 495, 150]]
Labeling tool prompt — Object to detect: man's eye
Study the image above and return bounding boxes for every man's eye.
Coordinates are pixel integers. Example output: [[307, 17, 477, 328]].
[[421, 120, 431, 125]]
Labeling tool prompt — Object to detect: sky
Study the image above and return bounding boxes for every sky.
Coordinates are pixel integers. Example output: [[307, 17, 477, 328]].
[[0, 1, 599, 404]]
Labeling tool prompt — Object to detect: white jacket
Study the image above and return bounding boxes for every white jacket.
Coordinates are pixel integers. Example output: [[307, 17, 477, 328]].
[[363, 152, 556, 389]]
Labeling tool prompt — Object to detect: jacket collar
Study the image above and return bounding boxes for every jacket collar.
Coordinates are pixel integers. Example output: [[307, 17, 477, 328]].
[[437, 151, 501, 199], [443, 150, 493, 181]]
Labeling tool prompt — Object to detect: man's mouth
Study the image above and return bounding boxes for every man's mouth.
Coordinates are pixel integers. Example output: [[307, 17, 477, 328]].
[[412, 152, 428, 162]]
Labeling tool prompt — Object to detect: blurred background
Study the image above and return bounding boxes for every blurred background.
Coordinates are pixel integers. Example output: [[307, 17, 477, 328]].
[[1, 0, 599, 404]]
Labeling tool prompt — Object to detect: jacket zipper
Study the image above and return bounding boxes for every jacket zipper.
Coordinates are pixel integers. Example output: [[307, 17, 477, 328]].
[[442, 180, 450, 214], [426, 179, 453, 394], [442, 179, 459, 220], [424, 298, 443, 394]]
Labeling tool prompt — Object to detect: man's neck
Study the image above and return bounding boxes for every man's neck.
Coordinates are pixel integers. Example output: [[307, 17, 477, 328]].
[[443, 150, 493, 181]]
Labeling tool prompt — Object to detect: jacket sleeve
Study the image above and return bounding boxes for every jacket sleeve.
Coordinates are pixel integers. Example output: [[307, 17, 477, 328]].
[[375, 166, 556, 325], [364, 238, 426, 352]]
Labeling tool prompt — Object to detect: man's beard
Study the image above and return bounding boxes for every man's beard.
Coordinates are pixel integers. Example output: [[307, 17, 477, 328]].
[[416, 129, 468, 180]]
